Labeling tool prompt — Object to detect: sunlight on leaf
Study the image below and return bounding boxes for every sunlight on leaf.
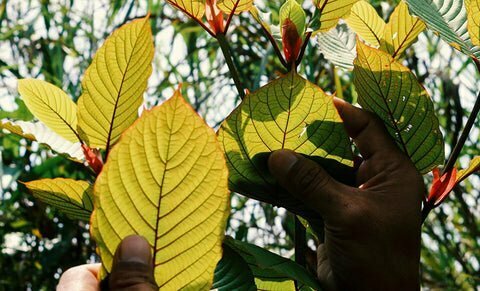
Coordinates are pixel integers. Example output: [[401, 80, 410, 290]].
[[353, 41, 444, 174], [380, 1, 426, 59], [465, 0, 480, 47], [77, 16, 154, 150], [217, 0, 253, 14], [24, 179, 93, 221], [317, 23, 357, 69], [18, 79, 79, 143], [345, 1, 385, 47], [91, 91, 230, 289], [0, 120, 84, 161], [279, 0, 307, 37], [457, 156, 480, 183], [313, 0, 359, 32], [167, 0, 206, 19], [218, 71, 353, 222]]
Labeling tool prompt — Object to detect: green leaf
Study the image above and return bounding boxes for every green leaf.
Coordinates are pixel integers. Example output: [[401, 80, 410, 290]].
[[345, 1, 385, 47], [18, 79, 79, 143], [317, 23, 357, 70], [24, 179, 93, 221], [312, 0, 359, 33], [91, 90, 230, 289], [279, 0, 307, 37], [225, 237, 321, 290], [217, 0, 253, 14], [0, 119, 84, 161], [213, 244, 257, 290], [405, 0, 480, 59], [353, 41, 444, 174], [218, 71, 353, 224], [77, 16, 154, 150]]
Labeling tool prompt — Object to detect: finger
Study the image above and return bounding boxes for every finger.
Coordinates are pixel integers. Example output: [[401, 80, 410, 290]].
[[333, 98, 400, 159], [316, 245, 336, 291], [57, 263, 101, 291], [268, 149, 347, 219], [107, 235, 157, 291]]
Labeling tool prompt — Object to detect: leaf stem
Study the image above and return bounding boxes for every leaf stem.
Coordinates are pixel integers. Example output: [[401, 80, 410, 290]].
[[294, 215, 306, 285], [253, 17, 288, 69], [224, 0, 240, 33], [295, 32, 312, 67], [216, 32, 245, 99]]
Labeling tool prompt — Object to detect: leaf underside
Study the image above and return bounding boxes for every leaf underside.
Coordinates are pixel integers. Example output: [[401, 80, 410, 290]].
[[353, 41, 444, 174], [167, 0, 206, 19], [25, 179, 93, 221], [317, 23, 357, 70], [217, 0, 253, 14], [345, 1, 385, 47], [314, 0, 360, 32], [91, 92, 230, 290], [218, 71, 353, 222], [466, 0, 480, 47], [77, 16, 154, 149]]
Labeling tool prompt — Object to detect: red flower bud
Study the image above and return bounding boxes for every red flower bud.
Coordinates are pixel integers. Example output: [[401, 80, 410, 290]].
[[427, 167, 458, 207], [82, 144, 104, 175]]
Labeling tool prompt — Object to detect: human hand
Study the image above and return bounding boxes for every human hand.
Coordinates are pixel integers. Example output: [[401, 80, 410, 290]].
[[57, 235, 157, 291], [268, 98, 423, 291]]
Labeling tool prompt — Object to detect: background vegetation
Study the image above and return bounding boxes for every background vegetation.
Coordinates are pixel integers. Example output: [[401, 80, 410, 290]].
[[0, 0, 478, 289]]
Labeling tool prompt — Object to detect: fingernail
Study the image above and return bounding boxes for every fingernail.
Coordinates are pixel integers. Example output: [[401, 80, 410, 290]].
[[268, 150, 298, 180], [332, 97, 346, 116], [119, 235, 152, 264]]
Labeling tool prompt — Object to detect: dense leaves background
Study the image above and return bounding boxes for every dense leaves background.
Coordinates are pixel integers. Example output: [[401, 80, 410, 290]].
[[0, 0, 478, 289]]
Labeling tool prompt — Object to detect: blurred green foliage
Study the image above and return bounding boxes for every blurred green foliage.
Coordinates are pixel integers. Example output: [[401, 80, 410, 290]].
[[0, 0, 479, 289]]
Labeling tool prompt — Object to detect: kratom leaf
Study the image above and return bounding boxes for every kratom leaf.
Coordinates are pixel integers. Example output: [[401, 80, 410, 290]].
[[0, 120, 84, 161], [217, 0, 253, 14], [212, 244, 257, 291], [317, 23, 357, 69], [279, 0, 307, 37], [218, 71, 353, 224], [167, 0, 206, 19], [18, 79, 79, 143], [312, 0, 359, 32], [345, 1, 385, 47], [405, 0, 480, 59], [77, 16, 154, 150], [457, 156, 480, 183], [250, 6, 273, 34], [225, 237, 321, 290], [91, 91, 230, 289], [465, 0, 480, 47], [380, 1, 426, 59], [24, 179, 93, 221], [353, 41, 444, 174]]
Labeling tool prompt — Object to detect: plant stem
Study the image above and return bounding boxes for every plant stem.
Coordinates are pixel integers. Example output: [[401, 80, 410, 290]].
[[216, 32, 245, 99], [294, 215, 306, 269], [295, 32, 312, 67], [254, 20, 288, 69]]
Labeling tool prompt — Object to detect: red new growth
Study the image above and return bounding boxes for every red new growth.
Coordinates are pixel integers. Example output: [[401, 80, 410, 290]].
[[206, 0, 225, 35], [281, 19, 302, 65], [428, 167, 458, 207], [82, 144, 104, 175]]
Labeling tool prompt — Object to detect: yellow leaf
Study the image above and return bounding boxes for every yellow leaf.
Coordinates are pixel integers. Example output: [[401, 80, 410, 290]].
[[381, 1, 426, 59], [91, 90, 230, 289], [77, 16, 154, 150], [345, 1, 385, 47], [466, 0, 480, 47], [167, 0, 206, 19], [18, 79, 79, 143], [457, 156, 480, 183], [217, 0, 253, 14], [0, 120, 84, 161], [313, 0, 360, 32], [25, 179, 93, 221]]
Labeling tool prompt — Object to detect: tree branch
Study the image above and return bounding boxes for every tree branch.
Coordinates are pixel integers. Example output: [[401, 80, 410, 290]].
[[216, 32, 245, 99]]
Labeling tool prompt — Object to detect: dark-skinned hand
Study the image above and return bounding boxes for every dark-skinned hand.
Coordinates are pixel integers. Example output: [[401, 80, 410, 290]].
[[268, 98, 424, 290]]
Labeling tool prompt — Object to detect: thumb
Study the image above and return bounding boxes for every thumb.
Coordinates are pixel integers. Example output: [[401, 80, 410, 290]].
[[105, 235, 157, 291], [268, 149, 346, 219]]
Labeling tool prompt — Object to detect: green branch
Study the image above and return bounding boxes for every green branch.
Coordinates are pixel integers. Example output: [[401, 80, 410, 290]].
[[217, 32, 245, 99]]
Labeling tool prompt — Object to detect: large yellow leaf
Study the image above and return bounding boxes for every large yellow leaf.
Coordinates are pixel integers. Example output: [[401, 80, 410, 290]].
[[313, 0, 359, 32], [91, 91, 230, 289], [353, 41, 444, 174], [0, 119, 84, 161], [218, 71, 353, 227], [167, 0, 206, 19], [345, 1, 385, 47], [77, 16, 154, 150], [18, 79, 79, 143], [466, 0, 480, 47], [457, 156, 480, 183], [217, 0, 253, 14], [381, 1, 426, 59], [24, 179, 93, 221]]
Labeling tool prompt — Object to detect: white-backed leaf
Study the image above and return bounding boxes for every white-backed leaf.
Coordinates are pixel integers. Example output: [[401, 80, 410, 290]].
[[317, 23, 357, 69]]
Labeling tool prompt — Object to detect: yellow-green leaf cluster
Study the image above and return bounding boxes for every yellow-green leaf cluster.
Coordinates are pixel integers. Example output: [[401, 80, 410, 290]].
[[466, 0, 480, 47], [24, 179, 93, 221], [457, 156, 480, 183], [167, 0, 206, 19], [217, 0, 253, 14], [77, 16, 154, 150], [91, 91, 230, 289], [345, 1, 385, 47], [313, 0, 359, 32]]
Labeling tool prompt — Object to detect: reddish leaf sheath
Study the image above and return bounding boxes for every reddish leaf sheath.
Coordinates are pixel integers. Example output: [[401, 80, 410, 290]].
[[82, 144, 104, 175], [206, 0, 225, 35], [281, 19, 302, 65], [428, 167, 458, 207]]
